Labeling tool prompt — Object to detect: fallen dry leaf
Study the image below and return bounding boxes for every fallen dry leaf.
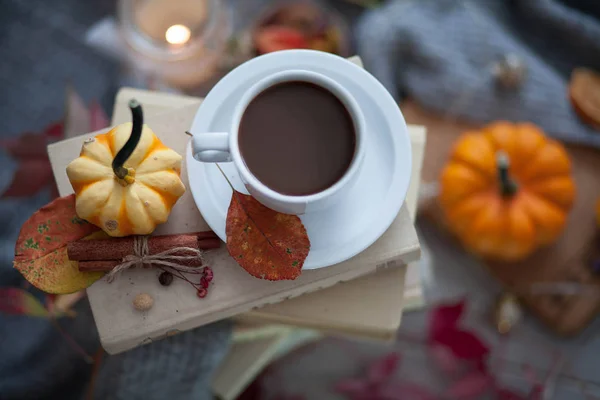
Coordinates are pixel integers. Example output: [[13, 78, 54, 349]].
[[254, 26, 309, 54], [226, 191, 310, 280], [0, 288, 79, 318], [49, 291, 86, 317], [569, 68, 600, 130], [0, 122, 63, 198], [13, 194, 104, 294], [444, 371, 494, 400], [0, 288, 49, 317]]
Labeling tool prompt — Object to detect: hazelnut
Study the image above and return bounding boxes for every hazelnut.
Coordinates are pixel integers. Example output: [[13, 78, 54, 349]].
[[133, 293, 154, 311]]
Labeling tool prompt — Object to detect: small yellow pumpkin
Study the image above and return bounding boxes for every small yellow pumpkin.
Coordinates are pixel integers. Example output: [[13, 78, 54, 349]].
[[66, 102, 185, 237], [439, 122, 575, 261]]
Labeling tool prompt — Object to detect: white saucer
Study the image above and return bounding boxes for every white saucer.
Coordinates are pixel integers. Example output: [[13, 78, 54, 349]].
[[187, 50, 411, 270]]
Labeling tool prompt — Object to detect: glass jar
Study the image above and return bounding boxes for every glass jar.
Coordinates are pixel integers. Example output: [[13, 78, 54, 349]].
[[118, 0, 231, 89]]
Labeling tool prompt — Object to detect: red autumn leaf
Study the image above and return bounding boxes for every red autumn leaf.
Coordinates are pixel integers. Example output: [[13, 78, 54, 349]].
[[2, 159, 55, 198], [428, 299, 465, 342], [1, 131, 50, 159], [429, 344, 461, 375], [254, 26, 309, 54], [427, 300, 489, 363], [13, 194, 104, 294], [1, 122, 64, 198], [44, 121, 64, 139], [14, 194, 98, 261], [0, 288, 49, 317], [226, 191, 310, 280], [435, 329, 490, 361], [443, 371, 493, 399], [1, 87, 105, 198], [368, 353, 401, 384]]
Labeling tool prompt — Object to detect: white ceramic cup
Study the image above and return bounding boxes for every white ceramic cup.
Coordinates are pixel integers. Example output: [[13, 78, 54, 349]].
[[191, 69, 366, 215]]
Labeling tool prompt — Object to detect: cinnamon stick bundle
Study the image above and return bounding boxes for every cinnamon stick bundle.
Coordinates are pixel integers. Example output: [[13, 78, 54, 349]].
[[69, 231, 220, 272], [68, 231, 217, 261]]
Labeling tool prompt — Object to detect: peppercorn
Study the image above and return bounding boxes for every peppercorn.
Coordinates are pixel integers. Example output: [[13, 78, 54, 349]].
[[159, 271, 174, 286]]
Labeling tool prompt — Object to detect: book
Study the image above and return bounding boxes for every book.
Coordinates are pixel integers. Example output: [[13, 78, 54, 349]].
[[48, 104, 420, 355], [114, 91, 428, 326], [110, 57, 426, 338]]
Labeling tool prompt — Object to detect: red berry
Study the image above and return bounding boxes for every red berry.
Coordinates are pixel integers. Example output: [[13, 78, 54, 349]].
[[200, 277, 209, 289], [197, 288, 207, 298], [204, 270, 214, 283]]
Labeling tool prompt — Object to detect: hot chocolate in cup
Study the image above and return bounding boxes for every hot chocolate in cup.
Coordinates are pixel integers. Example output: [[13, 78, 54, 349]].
[[191, 69, 366, 215]]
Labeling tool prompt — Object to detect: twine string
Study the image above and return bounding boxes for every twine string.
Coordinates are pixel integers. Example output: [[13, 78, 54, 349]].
[[106, 236, 205, 282]]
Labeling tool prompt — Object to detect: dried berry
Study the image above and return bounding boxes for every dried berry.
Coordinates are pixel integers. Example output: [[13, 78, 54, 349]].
[[203, 266, 214, 282], [197, 288, 207, 298], [158, 271, 173, 286], [133, 293, 154, 311], [200, 276, 209, 289]]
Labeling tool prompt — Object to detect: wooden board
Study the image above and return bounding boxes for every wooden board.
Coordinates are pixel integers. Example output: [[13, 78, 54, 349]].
[[402, 99, 600, 336]]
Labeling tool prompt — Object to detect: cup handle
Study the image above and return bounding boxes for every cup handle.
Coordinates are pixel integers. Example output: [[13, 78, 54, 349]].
[[191, 132, 231, 162]]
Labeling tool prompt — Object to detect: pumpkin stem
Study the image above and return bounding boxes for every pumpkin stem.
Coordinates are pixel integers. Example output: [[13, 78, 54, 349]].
[[112, 99, 143, 181], [497, 151, 518, 197]]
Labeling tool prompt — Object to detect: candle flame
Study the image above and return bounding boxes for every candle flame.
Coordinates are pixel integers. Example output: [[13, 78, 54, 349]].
[[165, 24, 191, 45]]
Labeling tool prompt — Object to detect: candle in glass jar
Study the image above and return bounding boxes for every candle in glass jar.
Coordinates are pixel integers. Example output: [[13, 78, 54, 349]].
[[165, 24, 192, 46], [120, 0, 230, 89], [135, 0, 207, 44]]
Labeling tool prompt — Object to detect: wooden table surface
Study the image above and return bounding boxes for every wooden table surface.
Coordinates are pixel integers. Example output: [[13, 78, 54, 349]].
[[402, 99, 600, 336]]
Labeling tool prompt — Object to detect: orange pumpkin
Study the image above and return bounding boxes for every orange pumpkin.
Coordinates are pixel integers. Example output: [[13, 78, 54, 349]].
[[439, 122, 575, 261]]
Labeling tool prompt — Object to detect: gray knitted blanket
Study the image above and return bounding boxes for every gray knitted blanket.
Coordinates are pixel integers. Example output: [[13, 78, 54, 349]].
[[356, 0, 600, 147]]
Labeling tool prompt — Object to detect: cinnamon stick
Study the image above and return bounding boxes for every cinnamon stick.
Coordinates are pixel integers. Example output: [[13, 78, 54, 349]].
[[78, 260, 121, 272], [68, 232, 219, 261], [76, 237, 221, 272]]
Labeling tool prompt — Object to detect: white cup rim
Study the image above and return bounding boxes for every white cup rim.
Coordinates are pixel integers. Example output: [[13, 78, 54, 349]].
[[228, 69, 366, 205]]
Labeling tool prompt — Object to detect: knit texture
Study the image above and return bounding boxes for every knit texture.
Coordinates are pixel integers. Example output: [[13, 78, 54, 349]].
[[93, 320, 233, 400], [356, 0, 600, 147]]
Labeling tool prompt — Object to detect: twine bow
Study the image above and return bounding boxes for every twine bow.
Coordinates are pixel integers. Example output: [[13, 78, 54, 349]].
[[106, 236, 205, 282]]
